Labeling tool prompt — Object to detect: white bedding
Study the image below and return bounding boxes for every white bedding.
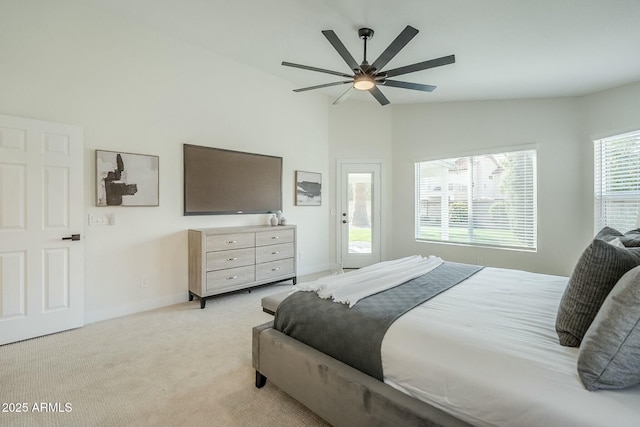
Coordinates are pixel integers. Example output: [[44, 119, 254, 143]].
[[295, 255, 443, 306], [381, 267, 640, 427]]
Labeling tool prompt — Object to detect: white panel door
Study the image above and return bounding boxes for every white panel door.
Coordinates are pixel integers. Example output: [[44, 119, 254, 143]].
[[0, 114, 84, 345], [338, 161, 382, 269]]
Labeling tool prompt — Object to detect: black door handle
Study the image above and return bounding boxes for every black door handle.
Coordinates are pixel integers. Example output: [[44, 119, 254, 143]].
[[62, 234, 81, 241]]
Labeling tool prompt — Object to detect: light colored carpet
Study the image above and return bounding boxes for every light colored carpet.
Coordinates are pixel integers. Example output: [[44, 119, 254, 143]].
[[0, 283, 330, 427]]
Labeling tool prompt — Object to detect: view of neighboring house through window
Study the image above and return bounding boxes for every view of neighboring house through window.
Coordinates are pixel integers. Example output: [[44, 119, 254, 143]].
[[415, 148, 537, 250], [594, 130, 640, 233]]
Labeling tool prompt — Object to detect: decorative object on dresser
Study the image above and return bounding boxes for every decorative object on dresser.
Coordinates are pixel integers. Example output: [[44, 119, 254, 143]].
[[188, 225, 297, 308]]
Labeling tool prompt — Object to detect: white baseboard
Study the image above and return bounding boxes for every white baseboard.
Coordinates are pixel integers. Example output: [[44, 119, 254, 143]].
[[298, 262, 335, 277], [85, 264, 335, 324], [85, 292, 187, 324]]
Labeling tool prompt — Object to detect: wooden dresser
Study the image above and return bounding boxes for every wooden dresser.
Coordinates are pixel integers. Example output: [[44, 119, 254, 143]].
[[188, 225, 297, 308]]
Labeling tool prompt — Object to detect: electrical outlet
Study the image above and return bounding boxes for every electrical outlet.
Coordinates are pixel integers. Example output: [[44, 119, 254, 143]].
[[140, 277, 149, 288]]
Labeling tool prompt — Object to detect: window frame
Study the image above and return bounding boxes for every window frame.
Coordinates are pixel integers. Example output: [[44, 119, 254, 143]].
[[594, 130, 640, 233], [414, 145, 538, 251]]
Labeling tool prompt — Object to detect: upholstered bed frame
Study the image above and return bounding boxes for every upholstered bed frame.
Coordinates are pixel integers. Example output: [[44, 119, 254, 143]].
[[252, 321, 471, 427]]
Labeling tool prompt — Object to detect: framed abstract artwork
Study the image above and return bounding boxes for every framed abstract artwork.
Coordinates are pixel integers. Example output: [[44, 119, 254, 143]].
[[96, 150, 159, 206], [295, 170, 322, 206]]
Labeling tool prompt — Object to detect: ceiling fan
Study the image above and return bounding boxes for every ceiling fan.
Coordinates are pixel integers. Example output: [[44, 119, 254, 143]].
[[282, 25, 455, 106]]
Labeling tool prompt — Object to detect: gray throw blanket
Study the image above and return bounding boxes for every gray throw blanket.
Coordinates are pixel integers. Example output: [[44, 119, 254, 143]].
[[274, 262, 483, 380]]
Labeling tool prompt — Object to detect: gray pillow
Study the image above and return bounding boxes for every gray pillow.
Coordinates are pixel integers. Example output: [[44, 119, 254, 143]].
[[621, 228, 640, 247], [595, 226, 640, 247], [578, 265, 640, 391], [595, 226, 623, 242], [556, 238, 640, 347]]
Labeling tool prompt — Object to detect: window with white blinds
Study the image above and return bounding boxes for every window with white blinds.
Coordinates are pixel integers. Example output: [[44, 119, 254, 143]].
[[415, 149, 537, 250], [594, 131, 640, 233]]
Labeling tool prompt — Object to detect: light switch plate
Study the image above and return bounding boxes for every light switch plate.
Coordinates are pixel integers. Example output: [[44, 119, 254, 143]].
[[88, 213, 110, 226]]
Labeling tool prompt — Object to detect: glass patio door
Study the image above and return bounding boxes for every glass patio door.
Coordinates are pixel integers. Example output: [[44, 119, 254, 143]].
[[339, 161, 381, 269]]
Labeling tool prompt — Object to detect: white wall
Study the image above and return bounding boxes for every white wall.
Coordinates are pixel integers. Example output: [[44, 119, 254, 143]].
[[388, 83, 640, 276], [390, 98, 584, 276], [582, 82, 640, 139], [328, 101, 393, 265], [0, 0, 331, 322]]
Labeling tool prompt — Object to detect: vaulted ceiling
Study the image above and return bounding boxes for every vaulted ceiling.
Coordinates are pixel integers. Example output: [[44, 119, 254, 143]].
[[86, 0, 640, 105]]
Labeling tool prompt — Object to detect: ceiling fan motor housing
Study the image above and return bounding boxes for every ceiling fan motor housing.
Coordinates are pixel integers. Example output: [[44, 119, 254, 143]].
[[358, 28, 374, 40]]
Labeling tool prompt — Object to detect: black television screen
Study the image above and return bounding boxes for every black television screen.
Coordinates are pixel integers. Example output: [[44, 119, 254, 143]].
[[183, 144, 283, 215]]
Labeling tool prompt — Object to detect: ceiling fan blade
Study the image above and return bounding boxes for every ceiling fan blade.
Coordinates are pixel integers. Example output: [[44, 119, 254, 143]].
[[293, 80, 353, 92], [321, 30, 361, 72], [370, 25, 419, 72], [382, 80, 436, 92], [282, 61, 353, 79], [369, 86, 390, 106], [384, 54, 455, 78], [333, 87, 353, 105]]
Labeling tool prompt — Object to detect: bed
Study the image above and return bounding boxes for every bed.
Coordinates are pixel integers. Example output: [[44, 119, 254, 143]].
[[252, 228, 640, 426]]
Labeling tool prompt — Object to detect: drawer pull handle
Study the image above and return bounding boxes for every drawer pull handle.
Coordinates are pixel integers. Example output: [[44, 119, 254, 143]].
[[227, 275, 238, 280], [271, 267, 280, 271], [272, 251, 280, 255], [227, 257, 238, 261], [272, 236, 280, 239], [227, 240, 237, 244]]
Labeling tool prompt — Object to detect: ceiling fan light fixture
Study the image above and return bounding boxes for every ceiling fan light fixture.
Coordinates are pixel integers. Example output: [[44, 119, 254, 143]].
[[353, 75, 375, 90], [283, 25, 455, 105]]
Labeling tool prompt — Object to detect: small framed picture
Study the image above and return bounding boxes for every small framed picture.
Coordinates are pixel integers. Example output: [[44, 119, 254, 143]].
[[96, 150, 159, 206], [295, 171, 322, 206]]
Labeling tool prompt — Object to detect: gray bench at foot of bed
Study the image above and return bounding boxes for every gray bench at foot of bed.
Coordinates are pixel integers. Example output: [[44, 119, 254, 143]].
[[261, 290, 294, 315], [252, 321, 471, 427]]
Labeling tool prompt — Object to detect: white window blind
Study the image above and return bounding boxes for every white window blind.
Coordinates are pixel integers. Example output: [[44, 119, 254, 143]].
[[594, 131, 640, 233], [415, 149, 537, 250]]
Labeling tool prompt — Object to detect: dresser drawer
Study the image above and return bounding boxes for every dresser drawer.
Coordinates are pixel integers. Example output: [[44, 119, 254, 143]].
[[206, 232, 255, 251], [206, 247, 255, 271], [206, 265, 255, 293], [255, 243, 294, 264], [256, 228, 294, 246], [256, 258, 295, 281], [189, 225, 296, 307]]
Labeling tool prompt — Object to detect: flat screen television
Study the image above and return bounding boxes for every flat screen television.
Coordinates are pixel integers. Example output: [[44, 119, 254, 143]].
[[183, 144, 283, 215]]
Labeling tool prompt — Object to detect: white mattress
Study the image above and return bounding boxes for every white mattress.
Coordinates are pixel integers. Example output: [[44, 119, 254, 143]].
[[381, 267, 640, 427]]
